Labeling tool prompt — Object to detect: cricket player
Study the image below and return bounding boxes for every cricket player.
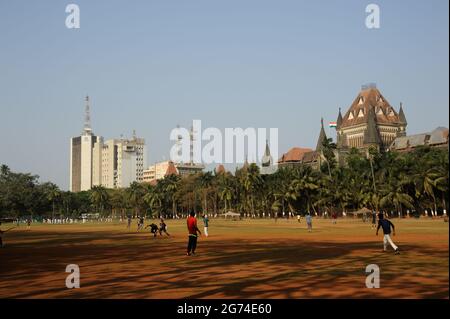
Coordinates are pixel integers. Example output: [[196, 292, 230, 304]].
[[187, 211, 201, 256], [159, 219, 170, 236], [202, 214, 209, 237], [376, 213, 400, 254], [305, 213, 313, 232], [127, 215, 132, 230], [371, 210, 377, 229], [145, 223, 159, 237]]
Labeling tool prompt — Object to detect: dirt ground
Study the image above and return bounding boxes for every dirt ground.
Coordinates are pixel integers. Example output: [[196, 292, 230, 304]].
[[0, 218, 448, 299]]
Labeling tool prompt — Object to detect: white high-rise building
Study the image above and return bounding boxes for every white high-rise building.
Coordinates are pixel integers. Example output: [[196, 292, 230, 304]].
[[70, 96, 102, 192], [92, 133, 147, 189]]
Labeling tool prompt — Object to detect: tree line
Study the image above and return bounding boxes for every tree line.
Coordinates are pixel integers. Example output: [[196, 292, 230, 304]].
[[0, 146, 448, 220]]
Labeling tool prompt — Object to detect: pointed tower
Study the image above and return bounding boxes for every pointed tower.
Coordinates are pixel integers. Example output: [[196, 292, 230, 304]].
[[261, 140, 273, 167], [336, 108, 343, 129], [364, 106, 381, 146], [316, 118, 328, 152], [397, 102, 407, 137], [336, 108, 344, 148]]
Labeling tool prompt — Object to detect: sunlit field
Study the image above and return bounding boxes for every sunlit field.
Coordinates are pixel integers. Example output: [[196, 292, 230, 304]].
[[0, 217, 448, 298]]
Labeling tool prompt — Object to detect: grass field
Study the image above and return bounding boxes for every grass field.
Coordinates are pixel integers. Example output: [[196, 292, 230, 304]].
[[0, 217, 448, 299]]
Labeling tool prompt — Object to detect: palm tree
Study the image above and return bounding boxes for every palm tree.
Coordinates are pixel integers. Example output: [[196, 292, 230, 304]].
[[198, 172, 213, 213], [218, 173, 234, 213], [379, 177, 414, 214], [162, 174, 180, 217], [290, 166, 320, 214], [126, 182, 146, 217], [45, 183, 61, 221], [109, 188, 126, 219], [413, 167, 442, 215], [143, 185, 163, 217], [90, 185, 109, 216], [321, 137, 337, 178]]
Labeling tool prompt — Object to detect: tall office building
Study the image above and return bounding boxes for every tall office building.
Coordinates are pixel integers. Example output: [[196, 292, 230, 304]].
[[70, 96, 101, 192], [92, 132, 147, 189]]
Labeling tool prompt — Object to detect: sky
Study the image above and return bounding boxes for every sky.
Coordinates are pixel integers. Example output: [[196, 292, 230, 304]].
[[0, 0, 448, 190]]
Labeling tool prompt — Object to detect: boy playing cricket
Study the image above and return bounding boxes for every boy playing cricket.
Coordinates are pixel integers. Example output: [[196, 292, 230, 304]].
[[145, 223, 159, 237], [186, 211, 201, 256], [376, 213, 400, 254], [159, 219, 170, 236]]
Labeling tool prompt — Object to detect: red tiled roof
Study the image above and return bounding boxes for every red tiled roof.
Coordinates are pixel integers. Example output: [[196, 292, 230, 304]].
[[278, 147, 314, 163], [165, 161, 179, 176], [215, 164, 226, 174]]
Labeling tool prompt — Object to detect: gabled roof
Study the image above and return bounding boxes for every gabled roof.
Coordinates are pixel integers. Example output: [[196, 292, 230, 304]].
[[390, 127, 449, 150], [429, 127, 449, 145], [341, 87, 402, 128], [278, 147, 314, 163]]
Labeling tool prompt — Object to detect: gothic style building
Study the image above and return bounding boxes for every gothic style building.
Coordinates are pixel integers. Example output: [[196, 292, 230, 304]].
[[335, 84, 407, 152], [272, 84, 446, 171]]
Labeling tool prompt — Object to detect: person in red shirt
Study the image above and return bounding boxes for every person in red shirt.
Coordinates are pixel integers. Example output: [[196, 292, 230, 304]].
[[187, 210, 201, 256]]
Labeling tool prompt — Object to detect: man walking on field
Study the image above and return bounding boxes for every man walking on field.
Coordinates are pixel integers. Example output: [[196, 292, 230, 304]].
[[376, 213, 400, 255]]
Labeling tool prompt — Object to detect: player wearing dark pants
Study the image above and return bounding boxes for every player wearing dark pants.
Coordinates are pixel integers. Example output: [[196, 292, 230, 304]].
[[186, 211, 201, 256], [371, 210, 377, 229], [376, 213, 400, 254], [137, 216, 144, 231], [127, 216, 132, 230], [159, 219, 170, 236], [0, 224, 16, 248], [145, 223, 159, 237]]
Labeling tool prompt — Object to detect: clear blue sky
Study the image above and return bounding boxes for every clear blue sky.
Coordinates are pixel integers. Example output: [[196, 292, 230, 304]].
[[0, 0, 448, 190]]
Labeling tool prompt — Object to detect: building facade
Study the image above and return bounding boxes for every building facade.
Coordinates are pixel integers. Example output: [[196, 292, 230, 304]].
[[93, 134, 147, 189], [142, 161, 204, 183]]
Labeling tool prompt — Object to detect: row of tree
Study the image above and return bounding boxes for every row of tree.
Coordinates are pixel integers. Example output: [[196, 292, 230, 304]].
[[0, 146, 448, 220]]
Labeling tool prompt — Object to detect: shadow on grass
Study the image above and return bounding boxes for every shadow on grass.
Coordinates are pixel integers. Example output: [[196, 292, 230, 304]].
[[0, 229, 448, 299]]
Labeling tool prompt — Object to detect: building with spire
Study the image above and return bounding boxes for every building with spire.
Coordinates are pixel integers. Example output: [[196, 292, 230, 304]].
[[335, 83, 407, 152], [277, 119, 328, 170], [70, 96, 102, 192]]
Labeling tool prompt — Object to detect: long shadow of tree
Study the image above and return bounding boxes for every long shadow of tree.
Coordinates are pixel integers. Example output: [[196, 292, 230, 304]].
[[0, 230, 448, 299]]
